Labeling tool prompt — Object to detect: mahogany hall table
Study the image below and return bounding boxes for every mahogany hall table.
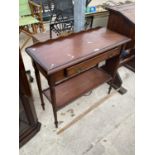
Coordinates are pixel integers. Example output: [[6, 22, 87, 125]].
[[26, 27, 130, 128]]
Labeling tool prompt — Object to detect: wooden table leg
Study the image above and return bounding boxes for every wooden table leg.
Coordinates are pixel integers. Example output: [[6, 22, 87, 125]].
[[102, 45, 127, 95], [48, 76, 58, 128], [109, 72, 127, 95], [110, 45, 127, 95], [33, 61, 45, 110]]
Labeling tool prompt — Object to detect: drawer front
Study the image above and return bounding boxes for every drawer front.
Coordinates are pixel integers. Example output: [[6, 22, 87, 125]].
[[53, 70, 65, 82], [66, 47, 120, 77]]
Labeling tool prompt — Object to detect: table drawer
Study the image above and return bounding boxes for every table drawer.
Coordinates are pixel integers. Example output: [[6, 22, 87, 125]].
[[65, 47, 120, 77]]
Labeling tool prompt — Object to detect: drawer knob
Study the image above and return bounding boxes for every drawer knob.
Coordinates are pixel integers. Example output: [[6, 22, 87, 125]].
[[77, 68, 82, 73]]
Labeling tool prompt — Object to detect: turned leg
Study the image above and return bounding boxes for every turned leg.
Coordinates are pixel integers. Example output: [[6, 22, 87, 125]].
[[33, 61, 45, 110], [48, 77, 58, 128]]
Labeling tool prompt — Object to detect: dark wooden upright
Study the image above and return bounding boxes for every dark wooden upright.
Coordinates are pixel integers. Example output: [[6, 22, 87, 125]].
[[106, 3, 135, 94], [19, 50, 41, 147]]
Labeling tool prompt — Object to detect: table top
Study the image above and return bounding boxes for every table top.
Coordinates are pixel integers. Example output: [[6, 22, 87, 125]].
[[26, 27, 130, 75], [106, 3, 135, 24]]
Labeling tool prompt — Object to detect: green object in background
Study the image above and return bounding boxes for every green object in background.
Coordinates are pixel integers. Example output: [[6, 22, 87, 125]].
[[19, 16, 39, 26], [19, 0, 31, 16], [19, 0, 39, 26]]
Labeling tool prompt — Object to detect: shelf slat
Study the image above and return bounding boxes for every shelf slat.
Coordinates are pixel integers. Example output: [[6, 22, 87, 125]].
[[120, 55, 135, 65], [43, 68, 112, 110]]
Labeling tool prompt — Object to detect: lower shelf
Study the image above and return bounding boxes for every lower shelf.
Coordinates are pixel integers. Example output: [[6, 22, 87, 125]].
[[43, 68, 112, 110]]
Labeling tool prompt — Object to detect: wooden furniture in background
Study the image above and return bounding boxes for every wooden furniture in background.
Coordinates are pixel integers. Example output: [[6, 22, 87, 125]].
[[19, 0, 45, 33], [85, 6, 109, 29], [26, 27, 130, 128], [106, 3, 135, 94], [19, 0, 45, 50], [19, 50, 41, 147], [29, 0, 45, 32], [19, 0, 46, 83], [32, 0, 55, 21]]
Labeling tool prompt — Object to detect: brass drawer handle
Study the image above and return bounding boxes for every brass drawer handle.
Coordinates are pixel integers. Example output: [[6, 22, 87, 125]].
[[77, 68, 82, 73]]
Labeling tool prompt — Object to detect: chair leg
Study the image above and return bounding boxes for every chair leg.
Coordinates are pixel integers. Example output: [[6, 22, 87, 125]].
[[31, 24, 37, 33], [40, 23, 45, 32]]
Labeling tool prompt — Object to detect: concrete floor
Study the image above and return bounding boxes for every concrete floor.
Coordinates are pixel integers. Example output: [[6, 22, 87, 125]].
[[19, 31, 135, 154]]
